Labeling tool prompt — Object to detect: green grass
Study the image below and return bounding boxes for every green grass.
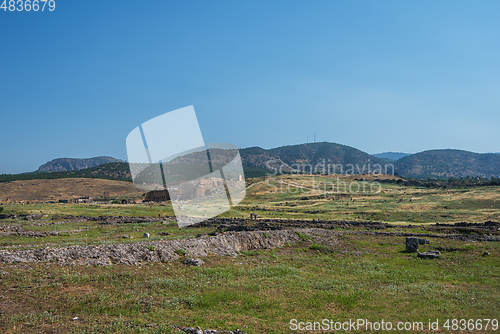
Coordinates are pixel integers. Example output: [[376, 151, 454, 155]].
[[0, 218, 213, 250], [174, 248, 188, 256], [296, 231, 314, 241], [2, 202, 175, 217], [0, 234, 498, 333], [224, 175, 500, 223], [2, 175, 500, 224], [309, 242, 326, 251], [0, 175, 499, 333]]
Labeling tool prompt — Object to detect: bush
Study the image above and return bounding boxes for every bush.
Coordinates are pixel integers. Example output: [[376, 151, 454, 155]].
[[0, 206, 3, 214], [175, 248, 187, 256], [296, 231, 314, 241], [310, 242, 325, 251]]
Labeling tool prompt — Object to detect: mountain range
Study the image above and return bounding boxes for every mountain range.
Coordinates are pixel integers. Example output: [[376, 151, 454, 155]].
[[37, 156, 124, 172], [241, 143, 387, 174], [394, 149, 500, 179], [2, 143, 500, 182]]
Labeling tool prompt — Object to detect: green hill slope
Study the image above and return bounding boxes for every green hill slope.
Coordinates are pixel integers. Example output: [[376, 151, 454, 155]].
[[394, 149, 500, 178]]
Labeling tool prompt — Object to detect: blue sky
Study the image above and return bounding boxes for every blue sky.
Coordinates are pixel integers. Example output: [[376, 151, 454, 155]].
[[1, 1, 500, 174]]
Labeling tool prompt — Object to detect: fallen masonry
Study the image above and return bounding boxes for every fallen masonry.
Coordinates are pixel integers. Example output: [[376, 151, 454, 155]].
[[405, 237, 419, 253], [418, 238, 430, 245], [181, 326, 245, 334], [406, 237, 431, 253], [0, 229, 333, 266], [417, 250, 441, 259], [184, 258, 205, 266], [0, 225, 80, 237]]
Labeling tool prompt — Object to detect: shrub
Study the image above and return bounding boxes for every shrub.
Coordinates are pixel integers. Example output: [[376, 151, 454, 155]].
[[175, 248, 187, 256], [295, 231, 314, 241], [309, 242, 325, 251], [144, 245, 155, 251]]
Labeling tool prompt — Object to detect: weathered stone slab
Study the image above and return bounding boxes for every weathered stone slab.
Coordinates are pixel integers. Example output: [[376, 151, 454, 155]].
[[406, 237, 419, 252], [417, 250, 441, 259]]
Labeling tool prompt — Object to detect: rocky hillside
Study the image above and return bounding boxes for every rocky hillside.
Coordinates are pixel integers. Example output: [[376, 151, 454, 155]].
[[394, 149, 500, 179], [5, 144, 500, 183], [0, 162, 131, 183], [0, 143, 396, 183], [240, 142, 387, 174], [269, 142, 385, 167], [37, 156, 124, 172]]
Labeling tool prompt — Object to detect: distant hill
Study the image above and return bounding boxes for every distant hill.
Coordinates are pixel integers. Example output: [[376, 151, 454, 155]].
[[0, 162, 131, 183], [373, 152, 410, 161], [238, 147, 289, 177], [3, 145, 500, 183], [394, 149, 500, 179], [37, 156, 124, 172], [240, 142, 387, 175]]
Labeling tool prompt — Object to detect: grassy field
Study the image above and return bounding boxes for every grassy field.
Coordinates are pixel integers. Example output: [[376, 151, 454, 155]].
[[2, 174, 499, 224], [0, 178, 142, 202], [0, 234, 498, 333], [235, 175, 500, 223], [0, 175, 499, 333]]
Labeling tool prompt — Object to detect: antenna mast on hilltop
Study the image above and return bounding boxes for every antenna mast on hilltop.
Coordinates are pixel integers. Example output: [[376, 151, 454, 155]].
[[314, 133, 316, 143]]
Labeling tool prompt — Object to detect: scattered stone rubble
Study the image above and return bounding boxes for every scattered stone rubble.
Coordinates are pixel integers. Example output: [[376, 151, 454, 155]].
[[406, 237, 442, 259], [418, 238, 430, 245], [0, 229, 328, 266], [418, 250, 441, 259], [0, 225, 77, 237], [0, 214, 497, 265], [183, 258, 204, 266], [197, 218, 500, 242], [182, 327, 244, 334], [0, 214, 170, 224]]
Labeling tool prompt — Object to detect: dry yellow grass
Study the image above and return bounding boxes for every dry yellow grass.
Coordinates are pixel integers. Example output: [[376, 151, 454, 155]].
[[0, 178, 143, 202]]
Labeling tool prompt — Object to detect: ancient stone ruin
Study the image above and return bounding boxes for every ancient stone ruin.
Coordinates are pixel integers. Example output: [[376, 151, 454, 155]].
[[405, 237, 419, 252], [417, 250, 441, 259], [406, 237, 430, 253]]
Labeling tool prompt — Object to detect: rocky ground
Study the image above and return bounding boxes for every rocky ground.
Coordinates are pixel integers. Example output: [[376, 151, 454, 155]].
[[196, 217, 500, 241], [0, 214, 498, 266], [0, 228, 335, 265]]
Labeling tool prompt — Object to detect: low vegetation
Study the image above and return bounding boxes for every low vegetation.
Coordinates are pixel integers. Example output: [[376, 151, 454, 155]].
[[0, 235, 498, 333], [0, 175, 498, 333]]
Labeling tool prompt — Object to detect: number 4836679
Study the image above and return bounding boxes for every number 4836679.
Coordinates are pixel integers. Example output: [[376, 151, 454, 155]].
[[1, 0, 55, 11]]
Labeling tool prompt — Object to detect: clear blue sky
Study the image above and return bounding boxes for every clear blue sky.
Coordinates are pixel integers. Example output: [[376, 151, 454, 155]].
[[1, 1, 500, 174]]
